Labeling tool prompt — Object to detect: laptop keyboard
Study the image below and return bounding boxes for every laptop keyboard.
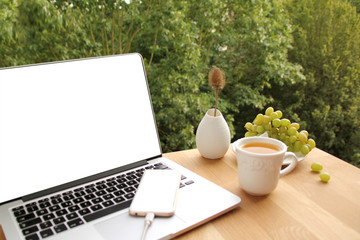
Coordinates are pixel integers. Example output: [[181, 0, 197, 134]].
[[11, 162, 194, 240]]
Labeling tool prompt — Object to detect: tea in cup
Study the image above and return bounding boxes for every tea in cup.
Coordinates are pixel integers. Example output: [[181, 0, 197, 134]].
[[233, 137, 298, 196]]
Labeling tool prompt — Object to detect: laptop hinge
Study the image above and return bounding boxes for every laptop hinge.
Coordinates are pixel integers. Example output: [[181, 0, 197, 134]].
[[22, 159, 151, 202]]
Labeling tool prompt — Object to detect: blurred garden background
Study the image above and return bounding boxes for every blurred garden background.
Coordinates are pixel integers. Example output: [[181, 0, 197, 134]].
[[1, 0, 359, 167]]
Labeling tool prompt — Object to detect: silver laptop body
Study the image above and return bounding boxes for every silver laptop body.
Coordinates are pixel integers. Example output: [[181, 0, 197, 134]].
[[0, 53, 241, 240]]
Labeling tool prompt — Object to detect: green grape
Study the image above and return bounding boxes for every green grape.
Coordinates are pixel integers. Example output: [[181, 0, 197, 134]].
[[265, 107, 274, 116], [256, 125, 265, 134], [311, 162, 323, 172], [271, 133, 280, 140], [280, 118, 290, 127], [279, 133, 287, 141], [272, 118, 281, 128], [300, 130, 308, 137], [300, 144, 310, 155], [263, 115, 271, 123], [279, 126, 287, 134], [243, 107, 315, 155], [287, 127, 297, 136], [245, 122, 253, 131], [287, 145, 294, 152], [245, 131, 256, 137], [308, 138, 316, 149], [320, 172, 330, 183], [298, 132, 308, 143], [294, 141, 302, 152], [253, 114, 264, 125], [283, 138, 291, 147], [263, 122, 271, 131], [270, 112, 278, 120], [251, 125, 257, 132], [289, 135, 297, 143], [271, 127, 279, 135], [290, 122, 300, 130]]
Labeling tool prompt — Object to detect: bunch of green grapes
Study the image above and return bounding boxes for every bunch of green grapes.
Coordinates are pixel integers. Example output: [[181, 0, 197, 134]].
[[244, 107, 316, 155]]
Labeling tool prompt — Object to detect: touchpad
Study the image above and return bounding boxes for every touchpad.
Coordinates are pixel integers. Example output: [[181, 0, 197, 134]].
[[94, 211, 185, 240]]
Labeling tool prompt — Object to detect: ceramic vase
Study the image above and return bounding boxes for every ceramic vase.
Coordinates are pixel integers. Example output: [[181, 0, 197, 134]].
[[196, 108, 231, 159]]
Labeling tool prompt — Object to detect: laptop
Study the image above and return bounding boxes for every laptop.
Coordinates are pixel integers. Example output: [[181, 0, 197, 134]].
[[0, 53, 241, 240]]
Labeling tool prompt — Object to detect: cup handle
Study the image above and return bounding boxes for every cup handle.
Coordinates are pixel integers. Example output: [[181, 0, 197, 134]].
[[232, 140, 239, 153], [280, 152, 298, 176]]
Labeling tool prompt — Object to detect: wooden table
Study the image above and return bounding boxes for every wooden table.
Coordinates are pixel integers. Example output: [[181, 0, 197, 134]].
[[163, 147, 360, 240], [1, 147, 359, 239]]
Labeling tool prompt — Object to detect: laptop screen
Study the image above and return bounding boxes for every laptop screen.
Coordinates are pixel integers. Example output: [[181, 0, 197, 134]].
[[0, 53, 162, 203]]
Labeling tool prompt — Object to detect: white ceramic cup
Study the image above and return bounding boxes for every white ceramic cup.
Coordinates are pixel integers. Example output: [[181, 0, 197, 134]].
[[233, 137, 298, 196]]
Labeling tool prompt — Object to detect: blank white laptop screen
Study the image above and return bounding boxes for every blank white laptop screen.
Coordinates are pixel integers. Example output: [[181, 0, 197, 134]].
[[0, 54, 161, 203]]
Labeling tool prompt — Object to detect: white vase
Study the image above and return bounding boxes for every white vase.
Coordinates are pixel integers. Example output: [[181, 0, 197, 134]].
[[196, 108, 231, 159]]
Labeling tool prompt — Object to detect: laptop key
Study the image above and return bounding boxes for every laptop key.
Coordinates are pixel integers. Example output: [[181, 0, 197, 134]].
[[75, 191, 86, 197], [124, 187, 135, 193], [74, 187, 84, 192], [49, 205, 60, 212], [85, 187, 97, 194], [113, 190, 125, 196], [36, 209, 48, 216], [14, 209, 26, 217], [106, 186, 117, 192], [12, 206, 24, 212], [53, 216, 66, 225], [61, 201, 73, 208], [124, 192, 135, 199], [40, 221, 52, 229], [113, 196, 125, 203], [19, 217, 42, 229], [63, 194, 75, 201], [68, 205, 80, 212], [84, 193, 96, 200], [103, 194, 114, 200], [62, 190, 73, 196], [80, 201, 92, 208], [27, 205, 39, 213], [51, 198, 63, 205], [67, 218, 84, 228], [95, 190, 107, 196], [25, 233, 39, 240], [22, 225, 39, 235], [40, 228, 54, 238], [55, 209, 68, 217], [16, 213, 36, 223], [78, 208, 91, 216], [92, 197, 103, 204], [54, 223, 68, 233], [185, 180, 195, 185], [116, 183, 127, 189], [66, 212, 78, 220], [127, 180, 138, 186], [73, 197, 85, 204], [39, 201, 51, 209], [42, 213, 55, 221], [102, 200, 114, 207], [90, 204, 103, 212]]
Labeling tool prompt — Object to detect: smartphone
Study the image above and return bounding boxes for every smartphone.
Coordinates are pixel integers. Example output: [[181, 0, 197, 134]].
[[129, 170, 181, 217]]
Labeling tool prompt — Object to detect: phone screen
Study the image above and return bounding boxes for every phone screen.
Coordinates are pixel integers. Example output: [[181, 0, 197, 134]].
[[129, 170, 181, 217]]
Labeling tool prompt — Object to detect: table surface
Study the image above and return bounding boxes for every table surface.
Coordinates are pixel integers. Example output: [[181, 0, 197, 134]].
[[1, 147, 360, 240], [163, 147, 360, 240]]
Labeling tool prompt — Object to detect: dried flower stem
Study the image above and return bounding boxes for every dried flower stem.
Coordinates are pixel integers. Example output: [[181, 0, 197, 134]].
[[209, 67, 226, 117]]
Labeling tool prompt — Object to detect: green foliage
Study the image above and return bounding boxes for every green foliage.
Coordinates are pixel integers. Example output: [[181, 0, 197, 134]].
[[1, 0, 359, 166], [284, 0, 360, 166]]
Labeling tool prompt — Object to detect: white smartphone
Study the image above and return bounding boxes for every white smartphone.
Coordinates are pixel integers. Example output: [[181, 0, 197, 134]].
[[129, 170, 181, 217]]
